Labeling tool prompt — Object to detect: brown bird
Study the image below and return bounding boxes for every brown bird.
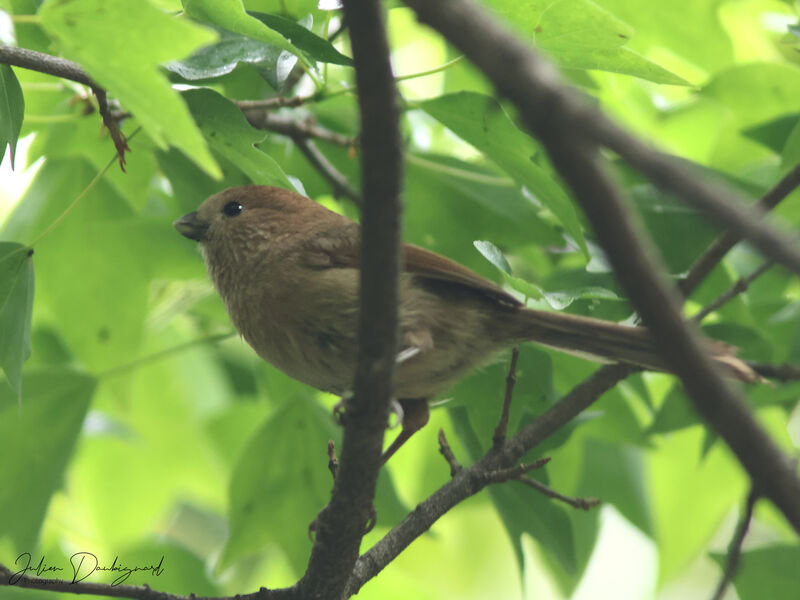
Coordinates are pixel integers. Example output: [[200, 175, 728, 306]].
[[175, 185, 753, 462]]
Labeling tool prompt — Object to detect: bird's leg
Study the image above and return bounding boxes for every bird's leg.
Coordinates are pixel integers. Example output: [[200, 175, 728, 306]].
[[380, 397, 430, 464]]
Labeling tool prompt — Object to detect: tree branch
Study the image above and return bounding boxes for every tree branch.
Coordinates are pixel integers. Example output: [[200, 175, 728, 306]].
[[402, 0, 800, 534], [681, 163, 800, 298], [343, 363, 633, 597], [401, 1, 800, 282], [296, 0, 404, 599], [0, 44, 129, 169], [711, 489, 759, 600], [242, 109, 361, 204]]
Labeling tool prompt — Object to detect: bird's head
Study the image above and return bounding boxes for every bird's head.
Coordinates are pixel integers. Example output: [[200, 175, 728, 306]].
[[173, 185, 322, 246]]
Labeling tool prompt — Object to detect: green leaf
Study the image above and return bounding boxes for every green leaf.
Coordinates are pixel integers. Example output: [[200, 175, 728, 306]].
[[419, 92, 587, 256], [542, 47, 690, 86], [474, 240, 512, 274], [183, 0, 312, 69], [220, 394, 337, 573], [627, 181, 719, 275], [166, 26, 298, 89], [646, 384, 699, 435], [577, 439, 652, 536], [474, 244, 619, 307], [781, 118, 800, 169], [710, 544, 800, 600], [28, 117, 154, 211], [486, 0, 689, 85], [592, 0, 733, 73], [404, 154, 562, 269], [649, 427, 747, 582], [742, 114, 800, 154], [0, 242, 34, 399], [503, 274, 545, 301], [702, 64, 800, 128], [183, 88, 292, 187], [251, 12, 352, 66], [539, 286, 620, 310], [38, 0, 221, 177], [2, 159, 199, 372], [0, 64, 24, 168], [0, 369, 95, 551]]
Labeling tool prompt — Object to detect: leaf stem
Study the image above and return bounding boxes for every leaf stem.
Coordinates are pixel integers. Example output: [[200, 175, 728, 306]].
[[10, 14, 39, 24], [29, 127, 141, 247], [96, 331, 235, 380], [325, 55, 465, 100]]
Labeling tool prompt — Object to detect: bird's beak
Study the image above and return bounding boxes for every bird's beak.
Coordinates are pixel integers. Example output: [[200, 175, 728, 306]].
[[174, 211, 209, 242]]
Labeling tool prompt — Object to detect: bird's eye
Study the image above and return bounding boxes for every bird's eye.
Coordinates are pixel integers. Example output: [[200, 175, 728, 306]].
[[222, 201, 243, 217]]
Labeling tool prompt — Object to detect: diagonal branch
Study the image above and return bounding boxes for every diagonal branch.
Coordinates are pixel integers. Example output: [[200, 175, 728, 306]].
[[680, 163, 800, 298], [290, 136, 361, 206], [400, 2, 800, 282], [344, 363, 633, 597], [402, 0, 800, 534], [296, 0, 404, 599], [692, 260, 775, 323]]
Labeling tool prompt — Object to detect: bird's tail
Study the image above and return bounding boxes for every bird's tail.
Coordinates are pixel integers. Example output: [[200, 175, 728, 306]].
[[506, 307, 758, 382]]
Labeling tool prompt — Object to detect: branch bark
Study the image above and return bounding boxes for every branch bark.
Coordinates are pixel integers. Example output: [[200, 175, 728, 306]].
[[296, 0, 404, 598], [402, 0, 800, 533]]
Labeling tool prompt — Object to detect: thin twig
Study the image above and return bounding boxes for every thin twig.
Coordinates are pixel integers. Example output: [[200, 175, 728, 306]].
[[236, 95, 313, 111], [97, 331, 234, 380], [0, 44, 129, 168], [241, 110, 355, 146], [94, 86, 130, 170], [438, 429, 462, 476], [235, 55, 465, 112], [482, 457, 551, 483], [681, 163, 800, 298], [516, 475, 601, 511], [293, 136, 362, 206], [327, 439, 339, 480], [692, 261, 774, 323], [242, 109, 362, 204], [492, 346, 520, 447], [710, 489, 759, 600]]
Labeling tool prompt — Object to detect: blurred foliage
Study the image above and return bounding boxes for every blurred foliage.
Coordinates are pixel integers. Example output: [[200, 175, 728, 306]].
[[1, 0, 800, 598]]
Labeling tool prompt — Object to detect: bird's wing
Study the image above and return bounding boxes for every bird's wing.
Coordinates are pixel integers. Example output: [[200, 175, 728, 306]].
[[402, 243, 521, 306], [302, 226, 520, 306]]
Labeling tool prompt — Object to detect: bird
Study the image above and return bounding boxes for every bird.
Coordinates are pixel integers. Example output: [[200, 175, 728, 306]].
[[174, 185, 754, 462]]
